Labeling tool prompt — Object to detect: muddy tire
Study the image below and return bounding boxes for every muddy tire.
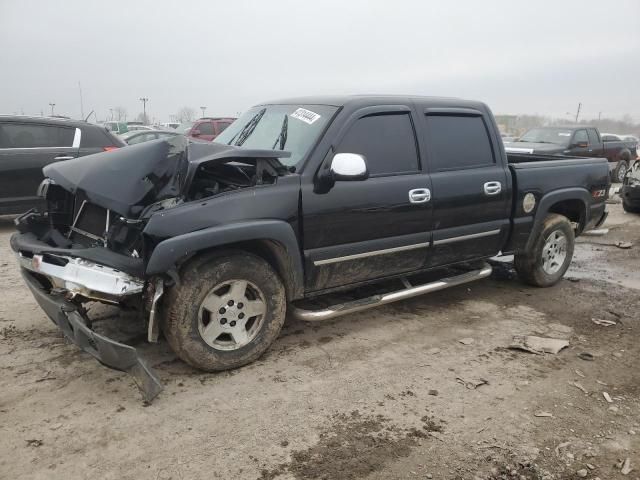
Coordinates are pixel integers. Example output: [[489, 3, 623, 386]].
[[514, 214, 575, 287], [613, 160, 628, 183], [162, 251, 286, 371]]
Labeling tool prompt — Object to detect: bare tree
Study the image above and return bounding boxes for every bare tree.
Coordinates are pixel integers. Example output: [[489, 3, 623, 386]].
[[176, 106, 196, 123], [113, 106, 127, 122]]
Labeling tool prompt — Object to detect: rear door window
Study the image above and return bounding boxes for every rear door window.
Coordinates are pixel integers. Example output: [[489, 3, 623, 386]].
[[336, 113, 419, 176], [0, 123, 74, 148], [424, 115, 495, 171]]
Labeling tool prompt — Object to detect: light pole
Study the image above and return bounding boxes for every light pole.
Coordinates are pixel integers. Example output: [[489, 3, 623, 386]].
[[48, 103, 55, 116], [139, 97, 149, 124], [200, 106, 207, 118]]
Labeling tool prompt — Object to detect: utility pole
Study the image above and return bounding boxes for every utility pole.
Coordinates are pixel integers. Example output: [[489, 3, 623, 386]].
[[200, 106, 207, 118], [48, 103, 55, 116], [78, 81, 84, 119], [574, 102, 582, 123], [598, 111, 602, 122], [139, 97, 149, 124]]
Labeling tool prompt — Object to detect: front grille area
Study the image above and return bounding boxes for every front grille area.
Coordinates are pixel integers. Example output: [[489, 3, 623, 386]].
[[70, 193, 111, 245]]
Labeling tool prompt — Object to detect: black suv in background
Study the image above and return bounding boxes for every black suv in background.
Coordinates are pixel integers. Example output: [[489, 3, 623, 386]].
[[0, 116, 125, 215]]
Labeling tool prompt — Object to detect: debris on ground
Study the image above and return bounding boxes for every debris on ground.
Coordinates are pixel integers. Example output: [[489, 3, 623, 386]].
[[555, 441, 571, 455], [428, 389, 439, 396], [25, 439, 43, 447], [577, 468, 588, 477], [534, 411, 553, 417], [615, 241, 633, 249], [583, 228, 609, 236], [509, 335, 569, 354], [456, 377, 488, 389], [570, 381, 588, 394], [591, 318, 617, 326], [578, 352, 595, 361], [603, 392, 613, 403], [574, 369, 585, 377], [426, 347, 441, 355], [458, 337, 475, 346], [619, 457, 633, 475]]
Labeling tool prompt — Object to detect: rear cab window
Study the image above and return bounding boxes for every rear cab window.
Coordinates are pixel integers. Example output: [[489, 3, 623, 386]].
[[0, 123, 75, 148], [336, 113, 419, 176], [423, 115, 495, 171], [196, 122, 215, 135]]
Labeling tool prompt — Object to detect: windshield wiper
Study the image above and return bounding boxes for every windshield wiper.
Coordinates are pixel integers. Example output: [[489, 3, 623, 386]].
[[271, 114, 288, 150], [227, 108, 266, 146]]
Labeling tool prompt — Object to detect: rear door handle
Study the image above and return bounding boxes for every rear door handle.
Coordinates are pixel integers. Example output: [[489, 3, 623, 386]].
[[409, 188, 431, 203], [54, 155, 75, 161], [483, 181, 502, 196]]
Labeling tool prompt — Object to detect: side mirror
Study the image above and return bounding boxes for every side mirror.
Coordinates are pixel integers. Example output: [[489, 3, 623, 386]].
[[191, 129, 201, 137], [330, 153, 369, 181]]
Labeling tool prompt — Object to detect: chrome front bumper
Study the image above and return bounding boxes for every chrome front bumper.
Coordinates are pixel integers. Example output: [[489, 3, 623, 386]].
[[17, 252, 144, 303]]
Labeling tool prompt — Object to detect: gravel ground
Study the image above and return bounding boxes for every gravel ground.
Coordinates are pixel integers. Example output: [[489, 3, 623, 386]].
[[0, 200, 638, 480]]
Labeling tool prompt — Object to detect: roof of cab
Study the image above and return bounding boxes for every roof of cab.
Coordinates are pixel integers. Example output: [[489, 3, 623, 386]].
[[257, 94, 487, 110], [0, 115, 89, 128]]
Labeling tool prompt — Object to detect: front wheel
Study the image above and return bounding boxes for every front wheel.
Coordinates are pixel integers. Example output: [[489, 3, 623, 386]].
[[162, 251, 287, 371], [622, 200, 640, 214], [613, 160, 629, 183], [514, 214, 575, 287]]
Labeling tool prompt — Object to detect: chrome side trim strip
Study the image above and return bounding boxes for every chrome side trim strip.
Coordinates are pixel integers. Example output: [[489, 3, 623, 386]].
[[313, 241, 430, 266], [291, 262, 493, 322], [433, 229, 501, 246]]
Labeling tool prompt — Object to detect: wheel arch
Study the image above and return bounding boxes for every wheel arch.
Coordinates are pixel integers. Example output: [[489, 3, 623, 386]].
[[524, 188, 589, 252], [146, 220, 305, 300]]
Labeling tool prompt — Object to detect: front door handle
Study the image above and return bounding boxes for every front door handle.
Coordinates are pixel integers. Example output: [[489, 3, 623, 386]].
[[483, 181, 502, 196], [54, 155, 75, 161], [409, 188, 431, 203]]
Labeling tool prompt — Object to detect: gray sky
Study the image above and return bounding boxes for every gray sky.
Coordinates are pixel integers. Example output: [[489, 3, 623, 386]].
[[1, 0, 639, 122]]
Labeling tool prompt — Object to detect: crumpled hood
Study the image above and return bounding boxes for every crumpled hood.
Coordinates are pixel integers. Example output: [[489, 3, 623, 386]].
[[504, 142, 565, 154], [44, 136, 290, 219]]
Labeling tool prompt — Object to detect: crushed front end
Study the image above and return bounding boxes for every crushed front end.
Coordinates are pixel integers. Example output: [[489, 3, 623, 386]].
[[11, 203, 164, 401]]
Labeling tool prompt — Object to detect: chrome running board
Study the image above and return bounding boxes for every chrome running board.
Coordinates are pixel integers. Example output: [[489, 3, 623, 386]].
[[290, 263, 492, 322]]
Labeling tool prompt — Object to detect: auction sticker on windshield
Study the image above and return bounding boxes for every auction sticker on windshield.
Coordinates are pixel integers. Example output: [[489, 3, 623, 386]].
[[291, 108, 321, 125]]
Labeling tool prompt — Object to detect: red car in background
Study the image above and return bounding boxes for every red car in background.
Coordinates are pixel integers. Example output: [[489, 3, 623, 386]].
[[177, 117, 236, 141]]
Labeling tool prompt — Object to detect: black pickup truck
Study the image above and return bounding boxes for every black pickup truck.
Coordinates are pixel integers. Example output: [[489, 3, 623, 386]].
[[10, 95, 610, 400], [505, 125, 636, 183]]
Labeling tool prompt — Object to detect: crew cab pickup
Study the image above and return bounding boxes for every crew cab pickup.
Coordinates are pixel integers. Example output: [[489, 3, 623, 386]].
[[505, 125, 636, 183], [10, 96, 610, 400]]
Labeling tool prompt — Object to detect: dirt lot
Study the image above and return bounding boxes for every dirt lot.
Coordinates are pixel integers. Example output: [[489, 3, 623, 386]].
[[1, 199, 639, 480]]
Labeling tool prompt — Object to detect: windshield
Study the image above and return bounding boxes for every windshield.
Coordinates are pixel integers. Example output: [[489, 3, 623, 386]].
[[518, 128, 573, 146], [214, 104, 338, 167], [176, 122, 194, 133]]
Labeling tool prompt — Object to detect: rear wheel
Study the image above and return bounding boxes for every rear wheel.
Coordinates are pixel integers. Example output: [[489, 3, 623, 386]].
[[514, 214, 575, 287], [162, 251, 286, 371]]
